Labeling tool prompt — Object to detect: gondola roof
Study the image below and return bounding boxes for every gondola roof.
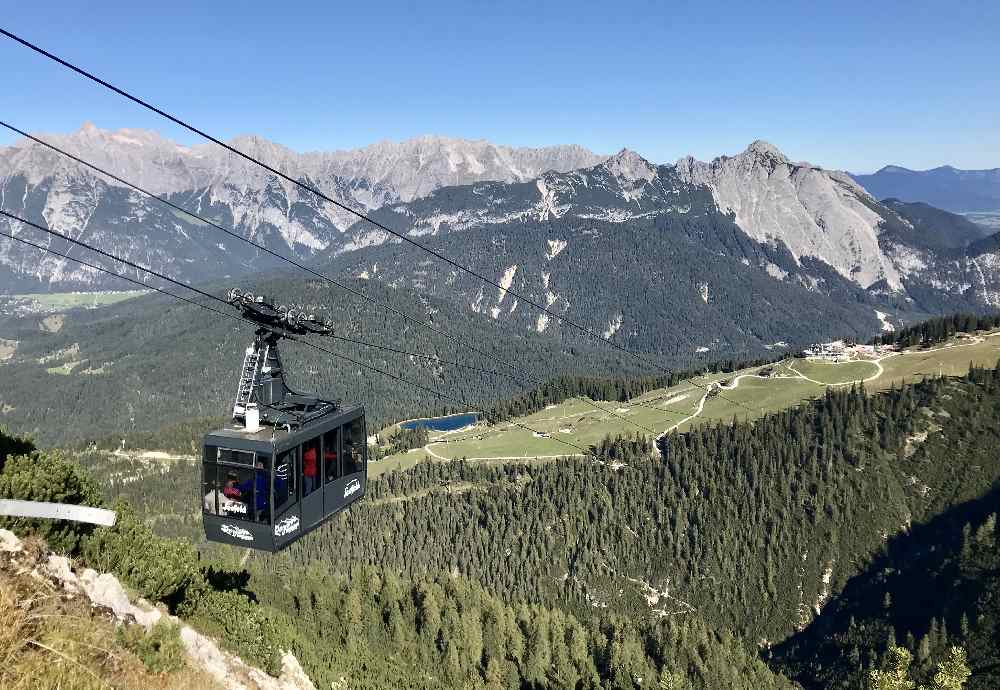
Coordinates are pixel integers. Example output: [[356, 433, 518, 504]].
[[205, 402, 364, 446]]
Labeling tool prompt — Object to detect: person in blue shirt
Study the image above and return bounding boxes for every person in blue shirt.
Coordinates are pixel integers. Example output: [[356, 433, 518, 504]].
[[253, 460, 269, 523], [234, 462, 270, 523]]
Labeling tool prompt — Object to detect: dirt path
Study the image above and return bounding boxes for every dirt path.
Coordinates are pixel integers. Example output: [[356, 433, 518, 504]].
[[422, 439, 585, 462], [657, 331, 999, 438], [656, 383, 718, 441], [368, 481, 480, 506], [785, 330, 998, 388]]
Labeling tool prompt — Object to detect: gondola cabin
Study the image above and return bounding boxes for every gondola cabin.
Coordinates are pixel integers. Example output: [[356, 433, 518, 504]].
[[202, 405, 366, 551], [201, 288, 368, 552]]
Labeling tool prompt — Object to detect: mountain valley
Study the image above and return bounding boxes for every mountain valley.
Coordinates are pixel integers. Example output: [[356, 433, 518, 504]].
[[2, 129, 998, 690]]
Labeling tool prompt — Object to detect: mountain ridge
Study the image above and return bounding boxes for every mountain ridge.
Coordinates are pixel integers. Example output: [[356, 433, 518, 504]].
[[852, 164, 1000, 213], [3, 129, 1000, 328], [1, 123, 608, 203]]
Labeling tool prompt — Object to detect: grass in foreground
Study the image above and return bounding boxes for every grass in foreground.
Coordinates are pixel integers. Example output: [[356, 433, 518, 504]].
[[0, 539, 219, 690]]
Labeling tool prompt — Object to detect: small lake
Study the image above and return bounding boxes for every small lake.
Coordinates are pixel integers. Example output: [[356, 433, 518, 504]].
[[400, 412, 478, 432]]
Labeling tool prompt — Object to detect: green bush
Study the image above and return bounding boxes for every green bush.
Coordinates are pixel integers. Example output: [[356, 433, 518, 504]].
[[117, 620, 187, 674], [82, 501, 201, 603], [0, 450, 104, 553], [178, 588, 285, 676]]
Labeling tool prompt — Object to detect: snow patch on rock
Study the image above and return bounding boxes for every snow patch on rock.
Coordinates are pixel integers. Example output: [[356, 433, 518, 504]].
[[698, 282, 709, 303], [875, 310, 895, 332], [546, 239, 568, 259], [603, 313, 623, 339]]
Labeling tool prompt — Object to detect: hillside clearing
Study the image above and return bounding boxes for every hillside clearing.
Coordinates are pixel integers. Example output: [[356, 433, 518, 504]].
[[14, 290, 147, 311], [376, 330, 1000, 466]]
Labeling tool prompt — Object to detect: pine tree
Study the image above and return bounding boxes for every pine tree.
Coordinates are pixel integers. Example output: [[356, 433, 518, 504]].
[[868, 646, 916, 690], [930, 647, 971, 690], [659, 669, 686, 689]]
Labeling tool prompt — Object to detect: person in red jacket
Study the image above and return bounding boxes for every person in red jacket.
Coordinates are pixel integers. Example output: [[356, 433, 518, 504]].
[[303, 445, 318, 496], [323, 446, 338, 484]]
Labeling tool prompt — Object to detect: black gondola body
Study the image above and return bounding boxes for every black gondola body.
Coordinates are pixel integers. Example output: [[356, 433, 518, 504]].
[[201, 289, 367, 552]]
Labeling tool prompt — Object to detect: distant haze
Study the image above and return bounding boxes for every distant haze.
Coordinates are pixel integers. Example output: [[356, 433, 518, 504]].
[[851, 166, 1000, 213]]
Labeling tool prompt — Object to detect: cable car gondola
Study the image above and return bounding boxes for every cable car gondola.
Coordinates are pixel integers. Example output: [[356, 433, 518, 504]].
[[201, 289, 366, 552]]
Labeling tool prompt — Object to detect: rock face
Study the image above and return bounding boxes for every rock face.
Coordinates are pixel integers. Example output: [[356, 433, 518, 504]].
[[312, 143, 1000, 354], [346, 143, 1000, 306], [355, 148, 702, 238], [675, 141, 901, 289], [180, 627, 316, 690]]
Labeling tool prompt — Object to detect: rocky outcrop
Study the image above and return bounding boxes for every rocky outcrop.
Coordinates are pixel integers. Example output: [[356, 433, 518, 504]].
[[675, 141, 902, 290], [0, 528, 315, 690]]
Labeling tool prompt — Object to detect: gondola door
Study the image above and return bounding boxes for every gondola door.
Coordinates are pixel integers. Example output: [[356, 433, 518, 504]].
[[300, 435, 323, 528], [272, 446, 301, 547]]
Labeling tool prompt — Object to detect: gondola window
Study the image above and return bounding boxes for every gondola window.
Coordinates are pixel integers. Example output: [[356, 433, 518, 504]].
[[202, 446, 261, 521], [323, 427, 340, 484], [343, 418, 365, 475], [303, 437, 320, 496]]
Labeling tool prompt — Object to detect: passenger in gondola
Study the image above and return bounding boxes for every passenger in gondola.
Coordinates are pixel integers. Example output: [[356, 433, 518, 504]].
[[303, 445, 318, 495], [223, 471, 242, 499], [324, 446, 337, 481], [252, 461, 269, 523], [219, 471, 250, 517]]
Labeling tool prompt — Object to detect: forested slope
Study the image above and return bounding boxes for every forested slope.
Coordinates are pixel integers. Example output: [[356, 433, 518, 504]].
[[0, 274, 658, 447], [7, 341, 1000, 688], [249, 365, 1000, 653], [770, 365, 1000, 689], [326, 209, 895, 353], [65, 361, 1000, 688], [1, 428, 796, 690]]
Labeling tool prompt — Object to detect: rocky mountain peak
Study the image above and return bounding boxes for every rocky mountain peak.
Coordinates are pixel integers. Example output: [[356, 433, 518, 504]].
[[743, 139, 789, 162], [60, 122, 180, 152], [603, 148, 657, 182], [674, 140, 900, 290]]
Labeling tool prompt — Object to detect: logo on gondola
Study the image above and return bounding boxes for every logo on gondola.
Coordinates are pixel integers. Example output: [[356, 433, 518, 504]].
[[274, 515, 300, 537], [220, 524, 253, 541], [344, 478, 362, 498]]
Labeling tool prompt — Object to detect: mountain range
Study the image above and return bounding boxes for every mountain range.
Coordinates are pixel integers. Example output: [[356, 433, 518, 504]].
[[1, 127, 999, 354], [0, 125, 603, 289], [852, 164, 1000, 213], [327, 142, 1000, 347]]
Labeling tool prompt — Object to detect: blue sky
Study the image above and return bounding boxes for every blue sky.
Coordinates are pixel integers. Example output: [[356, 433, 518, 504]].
[[1, 1, 997, 172]]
